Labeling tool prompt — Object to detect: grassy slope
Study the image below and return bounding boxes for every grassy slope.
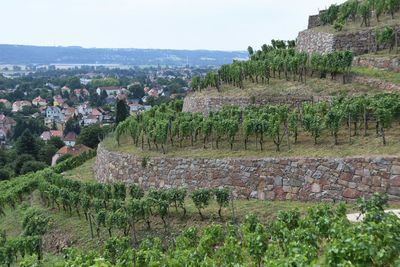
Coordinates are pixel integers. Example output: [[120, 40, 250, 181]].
[[312, 11, 400, 34], [352, 66, 400, 84], [104, 121, 400, 159], [190, 77, 379, 99]]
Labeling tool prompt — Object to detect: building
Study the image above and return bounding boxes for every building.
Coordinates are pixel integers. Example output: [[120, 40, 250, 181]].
[[96, 86, 124, 96], [0, 114, 16, 143], [77, 102, 92, 116], [53, 95, 64, 107], [12, 101, 32, 112], [63, 132, 77, 147], [32, 96, 47, 106], [45, 106, 64, 122], [74, 89, 90, 98], [51, 144, 91, 166], [61, 86, 71, 94], [40, 130, 63, 141], [0, 99, 11, 109]]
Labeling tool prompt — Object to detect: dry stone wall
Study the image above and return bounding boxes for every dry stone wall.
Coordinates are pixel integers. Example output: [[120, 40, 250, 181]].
[[297, 26, 400, 55], [354, 56, 400, 73], [182, 95, 322, 115], [352, 76, 400, 91], [95, 145, 400, 202]]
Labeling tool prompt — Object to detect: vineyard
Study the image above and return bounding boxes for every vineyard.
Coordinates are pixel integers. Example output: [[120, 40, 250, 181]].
[[191, 41, 354, 93], [317, 0, 400, 34], [114, 94, 400, 157], [1, 155, 400, 266]]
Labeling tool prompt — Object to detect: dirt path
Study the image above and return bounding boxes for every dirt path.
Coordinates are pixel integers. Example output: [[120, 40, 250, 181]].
[[346, 210, 400, 222]]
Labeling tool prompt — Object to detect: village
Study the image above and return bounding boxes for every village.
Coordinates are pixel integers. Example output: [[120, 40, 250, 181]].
[[0, 66, 194, 177]]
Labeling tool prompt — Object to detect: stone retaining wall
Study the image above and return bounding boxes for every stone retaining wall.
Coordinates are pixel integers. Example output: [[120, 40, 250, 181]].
[[354, 56, 400, 73], [95, 145, 400, 202], [352, 76, 400, 91], [297, 26, 400, 55], [182, 95, 325, 115]]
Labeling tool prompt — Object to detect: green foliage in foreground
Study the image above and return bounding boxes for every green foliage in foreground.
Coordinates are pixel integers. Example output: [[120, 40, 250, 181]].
[[57, 193, 399, 267]]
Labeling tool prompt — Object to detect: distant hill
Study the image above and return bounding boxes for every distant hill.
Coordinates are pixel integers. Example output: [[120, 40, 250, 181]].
[[0, 44, 247, 66]]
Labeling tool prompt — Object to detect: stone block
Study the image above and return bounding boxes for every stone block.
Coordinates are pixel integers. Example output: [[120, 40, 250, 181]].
[[391, 165, 400, 175], [390, 175, 400, 187], [343, 188, 360, 199], [340, 172, 352, 182], [311, 183, 321, 193]]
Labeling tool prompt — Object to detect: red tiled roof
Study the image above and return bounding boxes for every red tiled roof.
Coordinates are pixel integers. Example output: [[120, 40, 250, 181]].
[[63, 132, 77, 141], [56, 144, 91, 156]]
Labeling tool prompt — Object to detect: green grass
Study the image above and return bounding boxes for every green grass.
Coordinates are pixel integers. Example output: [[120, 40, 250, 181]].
[[63, 158, 96, 182], [105, 122, 400, 159], [312, 11, 400, 34], [352, 66, 400, 84], [356, 49, 400, 58], [190, 77, 379, 99]]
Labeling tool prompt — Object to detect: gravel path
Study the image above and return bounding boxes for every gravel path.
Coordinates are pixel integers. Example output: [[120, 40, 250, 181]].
[[346, 210, 400, 222]]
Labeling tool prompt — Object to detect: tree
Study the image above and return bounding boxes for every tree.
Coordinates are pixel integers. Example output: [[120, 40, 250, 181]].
[[16, 129, 39, 158], [76, 124, 105, 148], [325, 104, 343, 145], [214, 188, 230, 219], [115, 99, 130, 126], [128, 84, 145, 99], [359, 1, 371, 27], [14, 154, 35, 175], [38, 143, 57, 165], [191, 189, 212, 220], [247, 46, 254, 56], [0, 169, 11, 181], [48, 136, 65, 149], [20, 161, 47, 174], [64, 117, 81, 135], [65, 77, 82, 89], [386, 0, 400, 19]]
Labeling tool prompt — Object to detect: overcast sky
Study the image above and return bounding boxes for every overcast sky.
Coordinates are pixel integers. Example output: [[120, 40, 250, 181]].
[[1, 0, 345, 51]]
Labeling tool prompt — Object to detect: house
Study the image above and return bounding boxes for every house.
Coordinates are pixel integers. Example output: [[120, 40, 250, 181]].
[[62, 107, 77, 119], [96, 86, 124, 96], [91, 108, 103, 122], [0, 114, 16, 143], [77, 102, 92, 116], [12, 101, 32, 112], [83, 115, 99, 125], [40, 130, 63, 141], [51, 144, 91, 166], [148, 88, 159, 97], [61, 86, 71, 94], [129, 103, 145, 113], [32, 96, 47, 106], [63, 132, 77, 147], [45, 83, 60, 90], [53, 95, 64, 107], [0, 99, 11, 109], [105, 96, 116, 105], [46, 106, 64, 122], [74, 89, 90, 98]]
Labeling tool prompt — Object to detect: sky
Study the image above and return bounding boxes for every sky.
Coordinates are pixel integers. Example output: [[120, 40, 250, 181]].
[[0, 0, 346, 51]]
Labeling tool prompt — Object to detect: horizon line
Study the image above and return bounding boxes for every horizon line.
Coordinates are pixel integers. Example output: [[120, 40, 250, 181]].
[[0, 43, 248, 53]]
